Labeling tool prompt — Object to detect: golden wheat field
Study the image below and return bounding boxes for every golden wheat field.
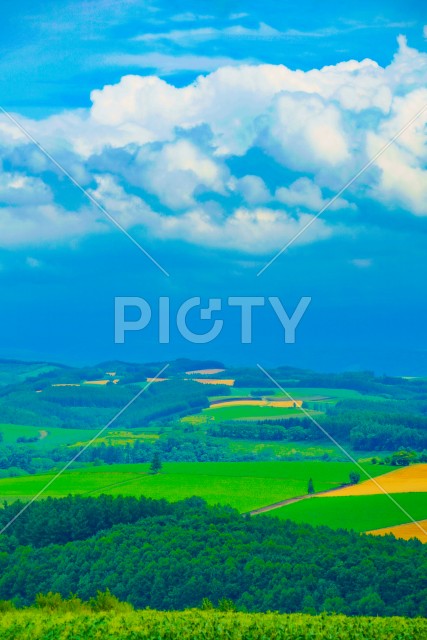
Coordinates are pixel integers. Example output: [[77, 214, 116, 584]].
[[319, 464, 427, 497], [367, 519, 427, 543]]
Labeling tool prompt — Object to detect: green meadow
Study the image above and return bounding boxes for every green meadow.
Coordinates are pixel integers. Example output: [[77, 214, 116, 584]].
[[0, 461, 392, 513], [0, 423, 159, 450], [269, 493, 427, 532], [274, 387, 386, 401], [202, 405, 306, 421], [0, 423, 100, 448]]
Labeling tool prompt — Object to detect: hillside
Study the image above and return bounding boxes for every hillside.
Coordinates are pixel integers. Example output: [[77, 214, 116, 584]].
[[0, 495, 426, 617]]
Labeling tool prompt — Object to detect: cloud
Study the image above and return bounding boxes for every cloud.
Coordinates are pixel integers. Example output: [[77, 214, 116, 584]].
[[171, 13, 214, 22], [133, 18, 414, 48], [160, 206, 334, 253], [0, 173, 53, 206], [102, 52, 250, 73], [134, 22, 284, 47], [365, 86, 427, 215], [281, 19, 416, 39], [0, 202, 101, 248], [229, 175, 271, 205], [90, 175, 335, 253], [134, 139, 229, 208], [275, 178, 353, 211], [264, 93, 351, 171], [26, 257, 42, 268], [1, 36, 426, 254], [351, 258, 372, 268]]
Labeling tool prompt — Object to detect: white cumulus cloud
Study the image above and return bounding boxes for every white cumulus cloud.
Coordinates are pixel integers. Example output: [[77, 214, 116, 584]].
[[0, 36, 426, 252]]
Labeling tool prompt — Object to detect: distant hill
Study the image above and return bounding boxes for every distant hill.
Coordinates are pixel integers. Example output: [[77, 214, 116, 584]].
[[0, 359, 67, 387]]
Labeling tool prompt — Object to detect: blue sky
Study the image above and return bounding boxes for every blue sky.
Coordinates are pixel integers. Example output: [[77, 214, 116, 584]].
[[0, 0, 426, 373]]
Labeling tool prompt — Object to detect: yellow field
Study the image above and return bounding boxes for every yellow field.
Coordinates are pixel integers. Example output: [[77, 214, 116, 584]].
[[186, 368, 225, 375], [86, 379, 119, 385], [145, 376, 233, 385], [193, 378, 235, 386], [211, 399, 303, 408], [320, 464, 427, 497], [269, 400, 303, 408], [367, 519, 427, 543]]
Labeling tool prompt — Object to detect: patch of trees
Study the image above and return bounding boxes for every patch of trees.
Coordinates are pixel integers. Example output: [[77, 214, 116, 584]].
[[261, 402, 427, 451], [79, 436, 230, 465], [0, 432, 260, 476], [0, 496, 425, 617], [0, 380, 212, 430], [232, 367, 427, 399], [0, 494, 173, 548], [0, 445, 34, 472], [208, 421, 318, 442]]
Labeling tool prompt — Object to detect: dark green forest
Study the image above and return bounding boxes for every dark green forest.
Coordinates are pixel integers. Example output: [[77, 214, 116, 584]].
[[0, 378, 217, 429], [0, 495, 425, 617]]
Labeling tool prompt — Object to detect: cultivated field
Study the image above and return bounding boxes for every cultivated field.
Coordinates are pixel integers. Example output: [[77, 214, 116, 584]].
[[368, 519, 427, 543], [270, 492, 427, 534], [0, 423, 102, 449], [318, 464, 427, 497], [193, 378, 235, 385], [0, 461, 392, 513], [210, 399, 303, 408], [259, 387, 386, 402], [0, 423, 158, 450], [185, 368, 225, 374], [202, 405, 308, 421]]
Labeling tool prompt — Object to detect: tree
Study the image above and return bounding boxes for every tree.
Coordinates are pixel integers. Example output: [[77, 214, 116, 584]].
[[390, 450, 414, 466], [349, 472, 361, 485], [307, 478, 315, 494], [150, 453, 162, 474]]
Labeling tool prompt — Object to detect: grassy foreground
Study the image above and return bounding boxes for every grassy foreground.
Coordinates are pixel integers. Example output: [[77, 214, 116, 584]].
[[0, 609, 425, 640]]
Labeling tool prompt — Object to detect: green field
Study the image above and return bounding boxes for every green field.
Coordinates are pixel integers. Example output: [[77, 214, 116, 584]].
[[202, 405, 308, 422], [0, 608, 424, 640], [0, 461, 393, 513], [225, 439, 340, 459], [0, 423, 101, 449], [269, 493, 427, 532], [0, 423, 160, 450], [223, 439, 393, 462], [274, 387, 386, 401]]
